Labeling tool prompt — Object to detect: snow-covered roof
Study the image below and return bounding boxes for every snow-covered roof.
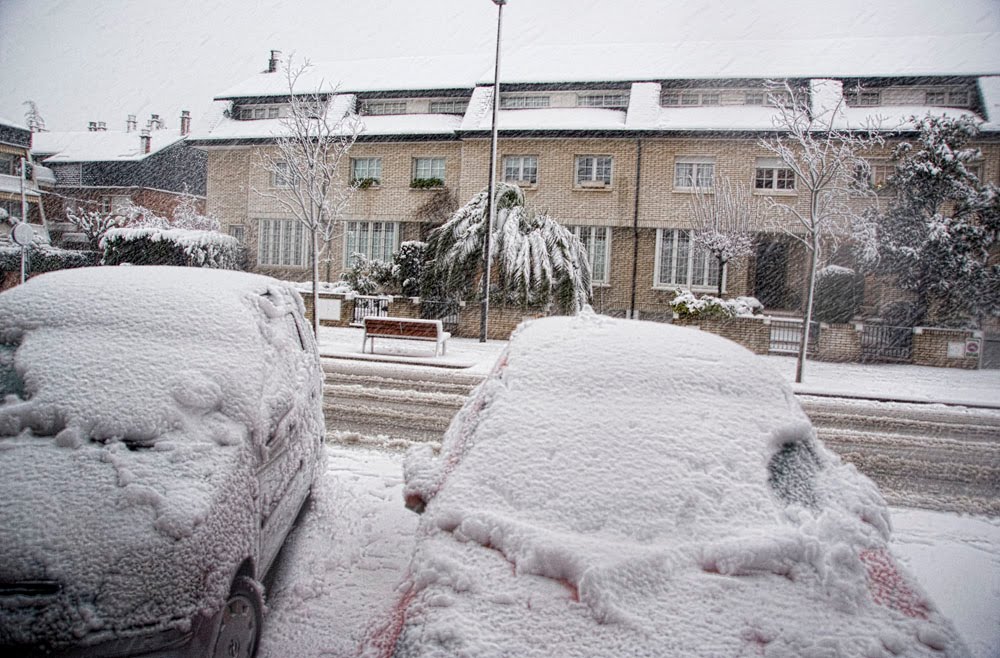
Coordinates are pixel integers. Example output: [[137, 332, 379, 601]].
[[0, 174, 41, 198], [0, 115, 28, 132], [215, 54, 491, 100], [978, 76, 1000, 131], [31, 128, 188, 163]]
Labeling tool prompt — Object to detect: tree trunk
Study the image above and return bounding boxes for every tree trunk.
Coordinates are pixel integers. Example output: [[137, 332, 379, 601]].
[[796, 232, 819, 384]]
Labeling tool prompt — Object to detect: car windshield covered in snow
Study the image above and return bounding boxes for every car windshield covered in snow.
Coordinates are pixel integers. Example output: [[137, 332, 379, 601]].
[[0, 266, 324, 657], [373, 312, 969, 657]]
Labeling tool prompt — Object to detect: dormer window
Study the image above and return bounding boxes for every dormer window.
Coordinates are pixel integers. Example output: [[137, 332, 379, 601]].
[[362, 100, 408, 115], [577, 93, 628, 108], [238, 105, 282, 120], [661, 91, 720, 107], [429, 99, 468, 114], [500, 95, 550, 109], [926, 90, 970, 107], [848, 90, 881, 106]]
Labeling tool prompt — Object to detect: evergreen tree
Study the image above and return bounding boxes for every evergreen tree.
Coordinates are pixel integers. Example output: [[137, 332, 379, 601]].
[[423, 183, 592, 314], [874, 115, 1000, 326]]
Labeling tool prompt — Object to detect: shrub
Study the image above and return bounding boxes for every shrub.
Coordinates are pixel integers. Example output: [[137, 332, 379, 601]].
[[671, 291, 763, 320], [352, 177, 380, 190], [341, 253, 394, 295], [101, 228, 245, 269], [0, 244, 99, 275], [410, 177, 444, 189], [813, 265, 864, 324]]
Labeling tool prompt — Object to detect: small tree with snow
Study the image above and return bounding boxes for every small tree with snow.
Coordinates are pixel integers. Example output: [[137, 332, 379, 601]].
[[423, 183, 592, 314], [686, 177, 762, 296], [759, 80, 884, 382], [64, 206, 127, 250], [871, 114, 1000, 326], [254, 56, 362, 335], [171, 188, 220, 231], [23, 101, 46, 133]]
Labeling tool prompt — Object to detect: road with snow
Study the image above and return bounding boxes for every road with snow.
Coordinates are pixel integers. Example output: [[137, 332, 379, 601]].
[[321, 356, 1000, 516]]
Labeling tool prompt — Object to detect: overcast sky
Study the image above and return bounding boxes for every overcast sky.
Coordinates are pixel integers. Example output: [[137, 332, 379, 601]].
[[1, 0, 998, 133]]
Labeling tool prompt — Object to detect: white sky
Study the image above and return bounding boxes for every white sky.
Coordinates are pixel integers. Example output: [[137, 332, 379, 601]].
[[1, 0, 999, 132]]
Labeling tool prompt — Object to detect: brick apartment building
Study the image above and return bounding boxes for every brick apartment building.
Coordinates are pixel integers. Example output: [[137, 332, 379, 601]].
[[189, 47, 1000, 320], [31, 112, 206, 246]]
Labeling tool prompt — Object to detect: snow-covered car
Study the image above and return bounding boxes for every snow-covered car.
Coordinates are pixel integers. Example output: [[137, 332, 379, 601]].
[[369, 312, 969, 657], [0, 266, 325, 658]]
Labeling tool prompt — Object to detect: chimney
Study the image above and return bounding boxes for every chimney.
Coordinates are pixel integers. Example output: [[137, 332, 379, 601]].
[[126, 114, 137, 132], [96, 121, 106, 131], [88, 121, 97, 131], [140, 128, 151, 154], [267, 49, 281, 73], [180, 110, 191, 136], [150, 113, 161, 130]]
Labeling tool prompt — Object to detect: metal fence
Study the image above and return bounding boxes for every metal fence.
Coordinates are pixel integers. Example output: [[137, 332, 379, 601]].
[[768, 319, 819, 355], [983, 335, 1000, 369], [860, 324, 913, 362], [420, 299, 461, 333], [350, 295, 390, 326]]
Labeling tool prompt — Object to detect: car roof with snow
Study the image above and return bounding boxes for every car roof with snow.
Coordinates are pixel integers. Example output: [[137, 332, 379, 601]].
[[387, 312, 968, 657]]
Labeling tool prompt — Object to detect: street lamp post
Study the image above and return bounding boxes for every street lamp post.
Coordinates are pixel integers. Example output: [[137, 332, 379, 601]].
[[480, 0, 506, 342]]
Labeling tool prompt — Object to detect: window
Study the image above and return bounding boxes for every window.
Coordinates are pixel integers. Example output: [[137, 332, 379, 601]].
[[271, 162, 294, 188], [361, 100, 407, 115], [662, 91, 719, 107], [848, 90, 881, 106], [227, 224, 245, 242], [575, 155, 613, 187], [967, 162, 983, 182], [98, 196, 113, 213], [926, 90, 970, 107], [351, 158, 382, 185], [571, 226, 611, 284], [577, 93, 628, 108], [754, 158, 795, 192], [865, 159, 894, 193], [412, 157, 445, 185], [429, 99, 468, 114], [258, 218, 307, 267], [655, 229, 723, 290], [673, 157, 715, 190], [268, 107, 280, 119], [745, 89, 792, 106], [344, 221, 399, 265], [500, 95, 550, 109], [502, 155, 538, 184], [0, 153, 16, 176]]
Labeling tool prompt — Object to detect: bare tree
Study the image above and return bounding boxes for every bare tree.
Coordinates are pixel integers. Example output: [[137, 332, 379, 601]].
[[758, 79, 884, 382], [686, 177, 761, 297], [255, 57, 362, 335], [22, 101, 46, 133]]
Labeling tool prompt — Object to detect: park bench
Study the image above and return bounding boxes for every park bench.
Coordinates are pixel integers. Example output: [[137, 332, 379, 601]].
[[362, 316, 450, 357]]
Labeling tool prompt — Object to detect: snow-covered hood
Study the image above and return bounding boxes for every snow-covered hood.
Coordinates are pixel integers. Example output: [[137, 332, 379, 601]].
[[387, 312, 970, 657]]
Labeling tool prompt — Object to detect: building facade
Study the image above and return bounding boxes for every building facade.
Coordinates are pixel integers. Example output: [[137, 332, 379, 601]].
[[191, 53, 1000, 320], [31, 112, 206, 246]]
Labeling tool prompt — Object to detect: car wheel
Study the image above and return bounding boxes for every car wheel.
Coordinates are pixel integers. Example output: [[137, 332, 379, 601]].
[[211, 575, 263, 658]]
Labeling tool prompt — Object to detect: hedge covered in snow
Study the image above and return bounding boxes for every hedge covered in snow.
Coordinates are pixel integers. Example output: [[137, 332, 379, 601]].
[[101, 228, 245, 269], [0, 244, 99, 275], [671, 291, 763, 320]]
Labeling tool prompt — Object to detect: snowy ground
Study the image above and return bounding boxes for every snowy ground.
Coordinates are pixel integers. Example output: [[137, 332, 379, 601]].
[[317, 323, 1000, 407], [261, 446, 1000, 658]]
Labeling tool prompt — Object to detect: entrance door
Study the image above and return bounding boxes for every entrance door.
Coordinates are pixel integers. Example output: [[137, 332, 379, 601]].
[[755, 241, 789, 309]]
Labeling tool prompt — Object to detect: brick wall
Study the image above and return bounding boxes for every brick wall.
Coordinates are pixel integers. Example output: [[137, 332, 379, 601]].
[[816, 322, 862, 362], [912, 328, 983, 369]]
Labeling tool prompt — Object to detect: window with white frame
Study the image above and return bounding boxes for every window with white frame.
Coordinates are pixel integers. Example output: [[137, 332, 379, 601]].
[[500, 95, 550, 109], [0, 152, 17, 176], [673, 157, 715, 191], [362, 100, 407, 115], [227, 224, 246, 242], [655, 229, 723, 290], [925, 90, 970, 107], [239, 105, 283, 120], [344, 221, 399, 265], [863, 159, 894, 193], [577, 93, 629, 108], [662, 91, 720, 107], [754, 158, 796, 192], [570, 226, 611, 284], [412, 157, 445, 183], [351, 158, 382, 185], [502, 155, 538, 184], [429, 99, 468, 114], [848, 90, 881, 106], [744, 89, 792, 106], [575, 155, 613, 187], [258, 218, 307, 267], [271, 161, 294, 188]]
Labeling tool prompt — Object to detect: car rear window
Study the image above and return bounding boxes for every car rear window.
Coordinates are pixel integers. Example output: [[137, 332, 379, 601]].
[[768, 440, 820, 508], [0, 341, 24, 399]]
